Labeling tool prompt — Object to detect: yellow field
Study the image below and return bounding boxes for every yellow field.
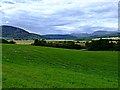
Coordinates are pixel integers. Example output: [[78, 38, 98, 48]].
[[13, 40, 34, 44]]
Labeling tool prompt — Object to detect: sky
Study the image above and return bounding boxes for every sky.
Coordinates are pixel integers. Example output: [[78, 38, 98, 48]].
[[0, 0, 119, 35]]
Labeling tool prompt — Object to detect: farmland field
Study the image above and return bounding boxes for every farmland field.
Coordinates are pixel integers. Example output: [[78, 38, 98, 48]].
[[12, 40, 34, 44], [2, 44, 118, 88]]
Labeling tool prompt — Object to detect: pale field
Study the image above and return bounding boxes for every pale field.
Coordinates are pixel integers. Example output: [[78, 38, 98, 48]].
[[14, 40, 75, 45], [92, 37, 120, 40], [13, 40, 34, 44]]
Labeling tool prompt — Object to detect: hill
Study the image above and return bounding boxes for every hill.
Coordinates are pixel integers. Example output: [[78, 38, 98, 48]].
[[43, 31, 119, 40], [90, 31, 119, 38], [1, 25, 119, 40], [1, 25, 43, 40], [71, 31, 119, 39], [43, 34, 77, 39], [2, 44, 118, 88]]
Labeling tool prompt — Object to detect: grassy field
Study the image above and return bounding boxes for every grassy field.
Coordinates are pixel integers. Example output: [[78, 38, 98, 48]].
[[2, 44, 118, 88]]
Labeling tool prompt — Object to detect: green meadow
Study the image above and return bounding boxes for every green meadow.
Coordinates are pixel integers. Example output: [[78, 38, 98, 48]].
[[2, 44, 118, 88]]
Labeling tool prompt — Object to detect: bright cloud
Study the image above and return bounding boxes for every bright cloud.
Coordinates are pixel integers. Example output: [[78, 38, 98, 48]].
[[1, 0, 119, 34]]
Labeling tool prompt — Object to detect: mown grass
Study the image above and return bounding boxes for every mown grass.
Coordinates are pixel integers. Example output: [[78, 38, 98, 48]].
[[2, 44, 118, 88]]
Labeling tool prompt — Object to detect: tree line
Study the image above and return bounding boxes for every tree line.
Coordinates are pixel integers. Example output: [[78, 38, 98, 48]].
[[86, 39, 120, 51], [33, 39, 84, 49], [33, 39, 120, 51], [0, 39, 16, 44]]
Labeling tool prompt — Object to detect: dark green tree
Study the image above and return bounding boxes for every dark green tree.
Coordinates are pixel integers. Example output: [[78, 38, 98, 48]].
[[86, 39, 119, 51]]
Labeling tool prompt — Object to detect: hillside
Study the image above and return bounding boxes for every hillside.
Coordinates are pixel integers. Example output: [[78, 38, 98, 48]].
[[1, 25, 119, 40], [43, 31, 119, 40], [1, 25, 43, 40], [90, 31, 119, 38], [43, 34, 77, 39], [71, 31, 119, 39], [2, 44, 118, 88]]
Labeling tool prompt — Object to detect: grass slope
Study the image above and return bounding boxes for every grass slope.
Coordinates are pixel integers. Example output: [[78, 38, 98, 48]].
[[2, 44, 118, 88]]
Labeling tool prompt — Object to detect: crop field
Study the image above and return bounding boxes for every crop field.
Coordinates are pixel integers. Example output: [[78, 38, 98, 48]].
[[2, 44, 118, 88], [12, 40, 34, 44]]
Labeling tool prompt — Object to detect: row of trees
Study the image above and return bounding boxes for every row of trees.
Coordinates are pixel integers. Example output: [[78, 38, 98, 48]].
[[33, 39, 84, 49], [0, 39, 16, 44], [86, 39, 120, 51], [33, 39, 120, 51]]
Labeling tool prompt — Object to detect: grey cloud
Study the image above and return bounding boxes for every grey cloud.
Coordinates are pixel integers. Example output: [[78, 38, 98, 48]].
[[1, 0, 118, 34], [3, 1, 15, 4]]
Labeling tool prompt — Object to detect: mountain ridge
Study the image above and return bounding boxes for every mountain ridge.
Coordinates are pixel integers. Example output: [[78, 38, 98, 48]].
[[1, 25, 119, 40], [71, 30, 119, 39], [1, 25, 43, 40]]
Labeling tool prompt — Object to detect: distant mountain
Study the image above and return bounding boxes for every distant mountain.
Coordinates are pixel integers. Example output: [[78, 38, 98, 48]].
[[42, 31, 119, 40], [97, 32, 120, 38], [91, 31, 111, 36], [71, 31, 119, 39], [1, 25, 43, 40], [71, 33, 90, 38], [43, 34, 77, 39], [1, 25, 119, 40], [89, 31, 119, 38]]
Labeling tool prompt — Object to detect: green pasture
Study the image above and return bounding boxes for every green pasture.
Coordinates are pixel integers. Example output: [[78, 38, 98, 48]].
[[2, 44, 118, 88]]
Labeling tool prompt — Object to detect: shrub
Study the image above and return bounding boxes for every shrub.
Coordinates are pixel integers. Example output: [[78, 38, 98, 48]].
[[0, 39, 16, 44], [9, 40, 16, 44]]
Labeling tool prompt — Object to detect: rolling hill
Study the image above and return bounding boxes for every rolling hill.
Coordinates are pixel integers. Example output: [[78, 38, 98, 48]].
[[71, 31, 119, 39], [1, 25, 119, 40], [43, 31, 119, 39], [1, 25, 43, 40], [43, 34, 77, 39], [2, 44, 118, 88]]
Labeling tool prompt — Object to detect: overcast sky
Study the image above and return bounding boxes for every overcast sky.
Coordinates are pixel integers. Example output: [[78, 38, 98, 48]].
[[0, 0, 119, 35]]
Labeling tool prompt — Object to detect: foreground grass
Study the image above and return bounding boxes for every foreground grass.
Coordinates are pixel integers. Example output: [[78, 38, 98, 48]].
[[2, 44, 118, 88]]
